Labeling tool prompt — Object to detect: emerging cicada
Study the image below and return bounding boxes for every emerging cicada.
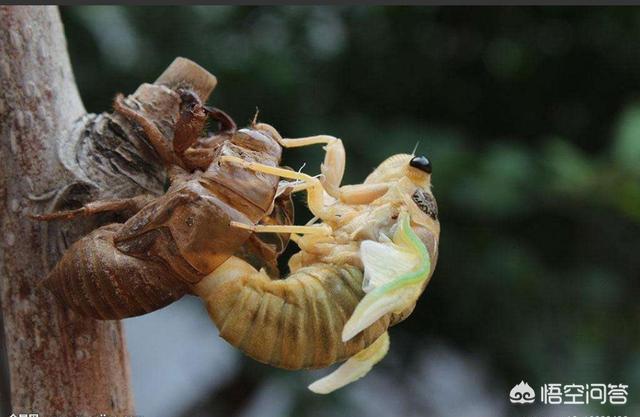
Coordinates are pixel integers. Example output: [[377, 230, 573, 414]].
[[194, 129, 440, 393], [34, 63, 439, 393]]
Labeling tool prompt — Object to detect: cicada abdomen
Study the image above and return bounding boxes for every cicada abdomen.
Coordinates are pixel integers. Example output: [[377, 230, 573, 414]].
[[193, 140, 441, 389], [194, 257, 408, 370], [45, 224, 190, 319]]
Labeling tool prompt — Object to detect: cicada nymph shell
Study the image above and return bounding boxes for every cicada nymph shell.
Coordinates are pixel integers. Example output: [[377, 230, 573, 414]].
[[40, 86, 293, 319]]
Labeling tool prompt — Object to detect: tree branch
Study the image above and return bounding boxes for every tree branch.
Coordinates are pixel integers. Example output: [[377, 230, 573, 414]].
[[0, 6, 216, 415]]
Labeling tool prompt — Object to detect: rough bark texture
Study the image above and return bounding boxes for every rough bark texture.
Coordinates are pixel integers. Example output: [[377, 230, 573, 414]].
[[0, 6, 135, 415], [0, 6, 217, 415]]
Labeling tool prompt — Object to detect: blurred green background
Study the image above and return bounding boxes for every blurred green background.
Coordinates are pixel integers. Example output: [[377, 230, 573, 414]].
[[59, 6, 639, 417]]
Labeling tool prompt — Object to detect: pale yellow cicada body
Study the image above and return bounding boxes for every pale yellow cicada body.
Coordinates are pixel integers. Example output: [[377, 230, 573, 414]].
[[194, 126, 440, 393], [29, 59, 438, 393]]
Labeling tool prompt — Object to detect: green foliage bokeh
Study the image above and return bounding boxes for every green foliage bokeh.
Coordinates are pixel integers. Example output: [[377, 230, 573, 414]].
[[60, 6, 640, 416]]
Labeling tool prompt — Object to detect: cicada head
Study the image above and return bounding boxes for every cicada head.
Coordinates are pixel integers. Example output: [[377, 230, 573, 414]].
[[363, 153, 439, 256]]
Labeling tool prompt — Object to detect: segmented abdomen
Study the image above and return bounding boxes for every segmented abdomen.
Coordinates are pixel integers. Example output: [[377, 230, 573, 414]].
[[195, 257, 394, 369], [44, 224, 189, 319]]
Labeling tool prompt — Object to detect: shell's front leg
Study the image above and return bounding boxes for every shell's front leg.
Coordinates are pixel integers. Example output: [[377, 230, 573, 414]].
[[172, 89, 209, 156]]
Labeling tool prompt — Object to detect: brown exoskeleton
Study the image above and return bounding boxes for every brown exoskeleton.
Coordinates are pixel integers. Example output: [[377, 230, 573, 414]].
[[35, 90, 301, 319], [192, 128, 440, 393]]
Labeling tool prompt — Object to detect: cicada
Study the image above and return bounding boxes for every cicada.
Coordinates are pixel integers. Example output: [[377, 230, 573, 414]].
[[195, 131, 440, 393], [35, 80, 439, 394]]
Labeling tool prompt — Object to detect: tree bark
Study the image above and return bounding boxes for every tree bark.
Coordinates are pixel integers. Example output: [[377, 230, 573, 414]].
[[0, 6, 216, 415], [0, 6, 135, 415]]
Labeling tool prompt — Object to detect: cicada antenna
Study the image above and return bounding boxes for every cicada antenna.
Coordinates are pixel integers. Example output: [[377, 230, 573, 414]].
[[411, 141, 420, 157], [251, 107, 260, 126]]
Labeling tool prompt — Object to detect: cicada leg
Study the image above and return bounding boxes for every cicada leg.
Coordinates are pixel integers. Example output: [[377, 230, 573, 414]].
[[254, 126, 390, 205], [266, 131, 346, 199], [30, 194, 155, 221], [230, 222, 331, 236]]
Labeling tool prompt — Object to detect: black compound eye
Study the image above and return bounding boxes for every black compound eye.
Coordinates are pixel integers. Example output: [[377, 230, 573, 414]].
[[409, 156, 432, 174]]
